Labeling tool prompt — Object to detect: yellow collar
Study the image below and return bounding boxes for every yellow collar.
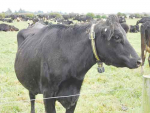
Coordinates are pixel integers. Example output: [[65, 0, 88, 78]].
[[89, 24, 104, 73]]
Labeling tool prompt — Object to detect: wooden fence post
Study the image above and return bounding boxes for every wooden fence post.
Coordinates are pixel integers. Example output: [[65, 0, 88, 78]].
[[142, 75, 150, 113]]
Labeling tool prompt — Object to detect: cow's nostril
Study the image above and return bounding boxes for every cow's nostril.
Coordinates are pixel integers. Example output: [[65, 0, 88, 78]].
[[137, 59, 142, 66]]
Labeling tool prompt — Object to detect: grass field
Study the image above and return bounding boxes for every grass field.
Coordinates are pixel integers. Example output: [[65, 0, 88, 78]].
[[0, 19, 150, 113]]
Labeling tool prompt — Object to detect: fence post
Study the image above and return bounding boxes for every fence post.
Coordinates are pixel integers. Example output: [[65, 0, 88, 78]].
[[142, 75, 150, 113]]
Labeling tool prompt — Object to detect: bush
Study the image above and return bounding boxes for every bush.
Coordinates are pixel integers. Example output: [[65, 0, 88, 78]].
[[117, 12, 126, 18], [101, 15, 107, 19], [49, 12, 62, 19], [0, 13, 5, 18], [122, 13, 127, 18], [144, 13, 149, 17], [117, 12, 122, 17], [95, 15, 101, 19], [135, 13, 141, 18], [86, 13, 95, 18], [25, 13, 35, 18]]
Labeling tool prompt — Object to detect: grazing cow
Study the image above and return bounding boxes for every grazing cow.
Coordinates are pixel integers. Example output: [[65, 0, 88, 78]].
[[141, 21, 150, 69], [0, 24, 19, 32], [129, 15, 135, 19], [136, 17, 150, 25], [130, 25, 139, 33], [120, 23, 130, 33], [6, 19, 13, 23], [61, 20, 73, 25], [15, 15, 141, 113], [17, 22, 46, 47]]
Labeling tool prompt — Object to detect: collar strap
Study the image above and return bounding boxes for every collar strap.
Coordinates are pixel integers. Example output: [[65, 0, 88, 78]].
[[89, 24, 105, 73]]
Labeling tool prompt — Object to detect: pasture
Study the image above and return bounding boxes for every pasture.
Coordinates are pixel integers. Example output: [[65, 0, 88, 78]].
[[0, 19, 150, 113]]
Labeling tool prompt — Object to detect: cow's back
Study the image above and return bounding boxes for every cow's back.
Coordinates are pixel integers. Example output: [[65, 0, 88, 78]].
[[17, 22, 46, 47]]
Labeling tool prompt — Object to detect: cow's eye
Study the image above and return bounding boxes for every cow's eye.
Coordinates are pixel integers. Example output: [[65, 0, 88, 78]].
[[113, 35, 122, 42], [115, 36, 120, 40]]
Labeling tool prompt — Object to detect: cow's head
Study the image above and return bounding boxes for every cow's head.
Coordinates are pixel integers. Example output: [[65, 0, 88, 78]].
[[10, 26, 19, 31], [95, 15, 141, 69], [119, 17, 126, 23]]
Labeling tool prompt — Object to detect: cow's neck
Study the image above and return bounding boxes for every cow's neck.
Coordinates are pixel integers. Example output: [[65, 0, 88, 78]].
[[72, 31, 98, 80]]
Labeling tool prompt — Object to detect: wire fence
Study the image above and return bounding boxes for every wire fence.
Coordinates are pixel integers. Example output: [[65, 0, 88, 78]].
[[0, 87, 135, 105]]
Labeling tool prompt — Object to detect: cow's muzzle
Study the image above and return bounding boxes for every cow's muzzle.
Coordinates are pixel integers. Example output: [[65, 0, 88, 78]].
[[137, 59, 142, 67]]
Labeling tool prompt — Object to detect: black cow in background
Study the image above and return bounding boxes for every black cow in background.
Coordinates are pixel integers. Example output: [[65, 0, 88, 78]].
[[136, 17, 150, 25], [118, 16, 129, 33], [141, 21, 150, 69], [15, 15, 141, 113], [0, 23, 19, 31], [0, 18, 13, 23], [130, 25, 139, 33], [129, 15, 134, 19], [73, 15, 92, 22], [120, 23, 130, 33]]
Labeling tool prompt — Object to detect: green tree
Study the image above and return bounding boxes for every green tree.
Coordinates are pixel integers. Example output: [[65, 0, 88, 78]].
[[117, 12, 122, 17], [122, 13, 127, 18], [102, 15, 107, 19], [135, 13, 141, 18], [0, 13, 5, 18], [49, 12, 62, 19], [144, 13, 149, 17], [25, 13, 35, 18], [86, 13, 95, 18], [95, 15, 101, 19]]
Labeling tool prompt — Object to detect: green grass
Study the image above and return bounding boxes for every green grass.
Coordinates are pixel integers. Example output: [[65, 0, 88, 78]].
[[0, 19, 150, 113]]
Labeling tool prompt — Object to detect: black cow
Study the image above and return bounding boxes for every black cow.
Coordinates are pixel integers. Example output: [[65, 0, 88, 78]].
[[0, 18, 13, 23], [136, 17, 150, 25], [6, 19, 13, 23], [61, 20, 73, 25], [73, 15, 92, 22], [130, 25, 139, 33], [15, 15, 141, 113], [120, 23, 130, 33], [0, 23, 19, 31], [63, 15, 71, 20], [129, 15, 134, 19], [141, 21, 150, 68]]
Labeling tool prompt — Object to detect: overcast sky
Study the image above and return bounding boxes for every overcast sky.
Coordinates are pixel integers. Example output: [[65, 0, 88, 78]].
[[0, 0, 149, 14]]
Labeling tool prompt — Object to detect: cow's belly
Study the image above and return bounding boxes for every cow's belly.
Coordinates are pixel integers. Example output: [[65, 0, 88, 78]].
[[15, 48, 41, 94]]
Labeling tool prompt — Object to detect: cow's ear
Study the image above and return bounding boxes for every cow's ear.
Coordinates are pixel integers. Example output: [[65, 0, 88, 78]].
[[101, 26, 114, 41]]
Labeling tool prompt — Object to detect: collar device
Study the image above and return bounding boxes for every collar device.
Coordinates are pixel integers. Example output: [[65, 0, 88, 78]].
[[89, 24, 105, 73]]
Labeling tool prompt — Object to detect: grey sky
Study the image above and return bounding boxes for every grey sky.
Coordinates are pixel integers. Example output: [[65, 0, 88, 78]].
[[0, 0, 149, 14]]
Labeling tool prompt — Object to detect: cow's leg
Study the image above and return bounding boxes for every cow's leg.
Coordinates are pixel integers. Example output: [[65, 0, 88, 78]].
[[43, 90, 56, 113], [41, 61, 57, 113], [29, 92, 36, 113], [66, 102, 77, 113]]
